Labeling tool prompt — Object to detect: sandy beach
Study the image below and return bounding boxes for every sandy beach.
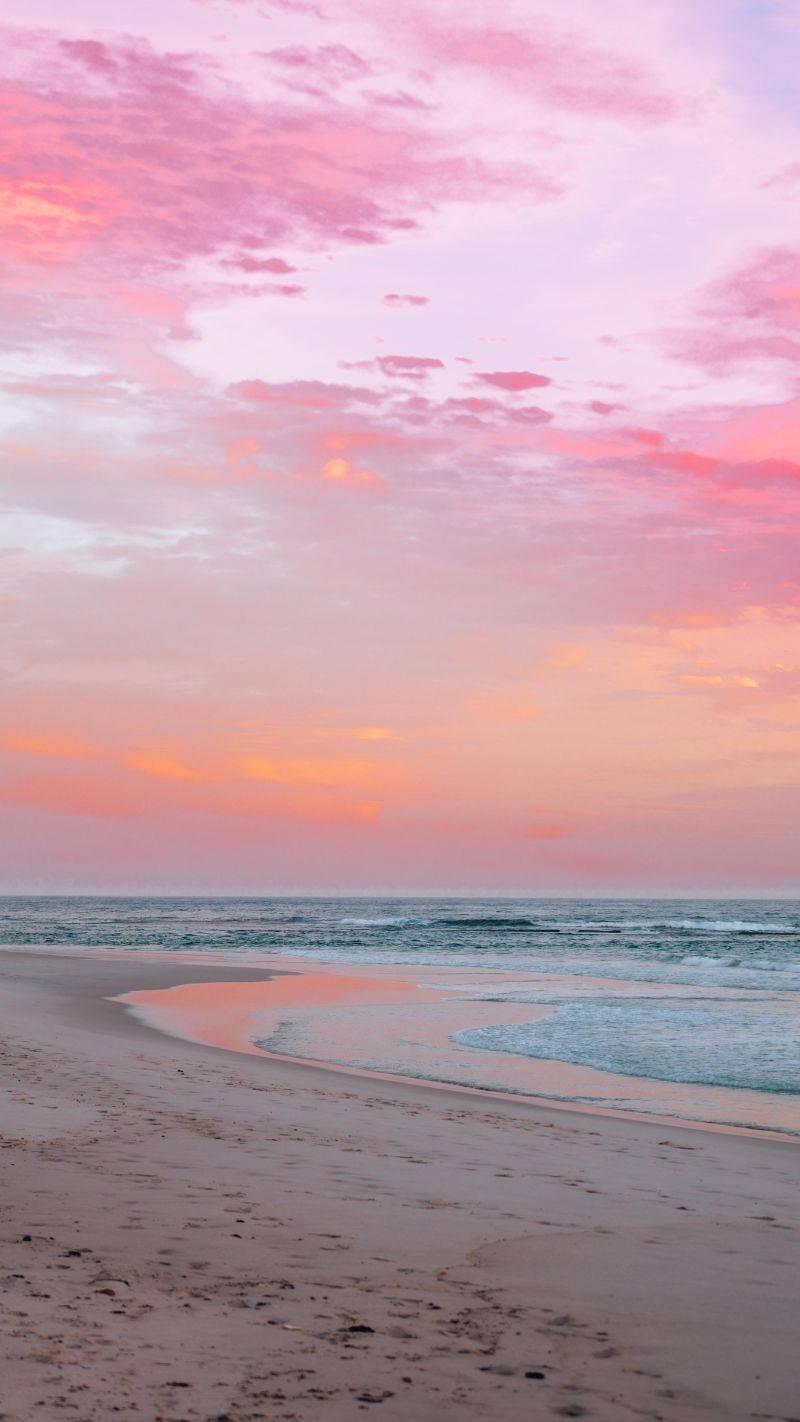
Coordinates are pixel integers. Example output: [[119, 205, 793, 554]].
[[1, 950, 799, 1422]]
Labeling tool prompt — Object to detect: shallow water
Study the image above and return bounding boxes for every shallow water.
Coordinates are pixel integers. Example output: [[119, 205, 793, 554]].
[[4, 895, 799, 1129]]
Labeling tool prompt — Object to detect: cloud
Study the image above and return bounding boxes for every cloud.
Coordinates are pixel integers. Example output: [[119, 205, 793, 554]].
[[368, 90, 432, 111], [126, 751, 205, 780], [3, 4, 800, 889], [417, 20, 685, 122], [546, 644, 587, 671], [263, 283, 307, 298], [322, 456, 383, 488], [0, 26, 531, 279], [383, 292, 429, 307], [228, 378, 383, 408], [376, 354, 445, 379], [588, 400, 624, 415], [758, 161, 800, 191], [260, 44, 372, 84], [667, 246, 800, 373], [442, 396, 552, 427], [679, 673, 760, 690], [0, 728, 93, 757], [475, 370, 552, 391], [222, 255, 298, 274]]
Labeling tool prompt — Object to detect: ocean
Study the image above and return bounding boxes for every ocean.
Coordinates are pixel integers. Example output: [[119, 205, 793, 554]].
[[3, 896, 799, 1131]]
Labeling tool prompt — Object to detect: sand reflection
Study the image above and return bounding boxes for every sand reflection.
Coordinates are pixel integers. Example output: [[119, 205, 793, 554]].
[[117, 960, 800, 1136]]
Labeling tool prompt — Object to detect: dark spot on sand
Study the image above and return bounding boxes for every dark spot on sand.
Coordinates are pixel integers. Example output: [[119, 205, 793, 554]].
[[526, 1370, 546, 1379]]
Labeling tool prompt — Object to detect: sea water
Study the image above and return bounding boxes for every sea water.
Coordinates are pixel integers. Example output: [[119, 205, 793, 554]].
[[3, 896, 799, 1125]]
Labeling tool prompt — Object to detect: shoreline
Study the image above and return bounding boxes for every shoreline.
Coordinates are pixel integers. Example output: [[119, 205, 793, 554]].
[[118, 965, 800, 1145], [2, 947, 799, 1421], [4, 942, 798, 1142]]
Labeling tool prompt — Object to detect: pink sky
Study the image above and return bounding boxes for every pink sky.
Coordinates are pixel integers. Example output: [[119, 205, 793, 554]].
[[1, 0, 799, 893]]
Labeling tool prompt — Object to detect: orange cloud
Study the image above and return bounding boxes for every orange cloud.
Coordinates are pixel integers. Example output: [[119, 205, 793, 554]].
[[546, 643, 587, 670], [322, 456, 383, 488], [0, 729, 93, 758], [126, 751, 205, 780], [228, 438, 263, 463], [0, 176, 110, 261], [240, 754, 406, 791], [649, 609, 735, 629], [680, 674, 760, 689]]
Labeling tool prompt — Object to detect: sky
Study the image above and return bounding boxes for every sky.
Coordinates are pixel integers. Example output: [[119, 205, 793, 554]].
[[1, 0, 799, 894]]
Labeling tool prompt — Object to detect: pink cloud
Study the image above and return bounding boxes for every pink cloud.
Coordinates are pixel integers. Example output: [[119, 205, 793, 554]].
[[368, 90, 432, 112], [337, 227, 383, 244], [668, 247, 800, 372], [705, 248, 800, 329], [222, 255, 298, 274], [322, 456, 384, 489], [376, 354, 444, 379], [442, 397, 551, 428], [0, 26, 532, 279], [758, 162, 800, 191], [3, 4, 800, 891], [475, 370, 552, 392], [228, 378, 384, 408], [625, 428, 665, 447], [418, 21, 684, 123], [260, 44, 372, 83], [3, 373, 127, 403], [264, 283, 306, 298], [383, 292, 429, 307]]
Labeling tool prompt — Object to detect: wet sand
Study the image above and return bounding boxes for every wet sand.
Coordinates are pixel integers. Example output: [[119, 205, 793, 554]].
[[118, 960, 800, 1136], [1, 948, 799, 1422]]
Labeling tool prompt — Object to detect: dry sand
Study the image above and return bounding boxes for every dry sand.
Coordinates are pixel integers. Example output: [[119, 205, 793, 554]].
[[1, 949, 798, 1422]]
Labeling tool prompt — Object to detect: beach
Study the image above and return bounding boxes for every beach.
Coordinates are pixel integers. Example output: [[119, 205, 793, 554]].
[[1, 949, 798, 1422]]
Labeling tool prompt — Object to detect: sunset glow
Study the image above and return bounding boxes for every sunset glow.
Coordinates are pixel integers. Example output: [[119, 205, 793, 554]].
[[2, 0, 799, 892]]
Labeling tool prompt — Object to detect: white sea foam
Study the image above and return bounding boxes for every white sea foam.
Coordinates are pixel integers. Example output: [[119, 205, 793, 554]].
[[4, 894, 799, 1114], [455, 1001, 800, 1096], [338, 916, 417, 927]]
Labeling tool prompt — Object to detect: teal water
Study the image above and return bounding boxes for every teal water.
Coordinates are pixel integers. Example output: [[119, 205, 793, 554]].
[[3, 895, 799, 1099]]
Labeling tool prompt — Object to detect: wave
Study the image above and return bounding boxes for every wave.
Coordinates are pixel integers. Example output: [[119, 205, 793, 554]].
[[555, 920, 796, 936], [348, 915, 797, 936], [641, 920, 796, 934], [338, 916, 417, 927], [439, 916, 538, 929], [455, 1001, 800, 1096]]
